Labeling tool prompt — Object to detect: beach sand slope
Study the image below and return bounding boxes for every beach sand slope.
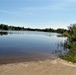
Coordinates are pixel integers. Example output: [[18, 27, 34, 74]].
[[0, 58, 76, 75]]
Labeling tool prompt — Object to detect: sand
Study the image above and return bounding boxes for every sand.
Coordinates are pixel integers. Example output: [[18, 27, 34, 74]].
[[0, 58, 76, 75]]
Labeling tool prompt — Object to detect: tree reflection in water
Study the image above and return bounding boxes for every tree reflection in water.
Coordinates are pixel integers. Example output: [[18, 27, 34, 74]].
[[51, 41, 69, 58], [0, 32, 8, 36]]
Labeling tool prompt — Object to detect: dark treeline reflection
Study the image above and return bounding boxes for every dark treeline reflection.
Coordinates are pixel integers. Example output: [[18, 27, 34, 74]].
[[0, 32, 8, 36], [0, 31, 25, 36]]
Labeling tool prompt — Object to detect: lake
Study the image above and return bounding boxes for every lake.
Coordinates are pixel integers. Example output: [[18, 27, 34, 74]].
[[0, 31, 68, 64]]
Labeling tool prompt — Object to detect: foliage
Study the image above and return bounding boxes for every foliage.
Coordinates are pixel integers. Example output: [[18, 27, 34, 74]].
[[60, 42, 76, 63], [60, 50, 76, 63], [63, 24, 76, 41], [56, 28, 67, 33], [0, 24, 25, 30], [60, 24, 76, 63], [0, 24, 67, 33]]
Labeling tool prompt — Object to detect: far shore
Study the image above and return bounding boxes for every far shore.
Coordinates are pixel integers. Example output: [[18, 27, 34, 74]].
[[0, 58, 76, 75]]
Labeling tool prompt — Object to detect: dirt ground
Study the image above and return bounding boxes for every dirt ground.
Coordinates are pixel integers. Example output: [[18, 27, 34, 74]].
[[0, 58, 76, 75]]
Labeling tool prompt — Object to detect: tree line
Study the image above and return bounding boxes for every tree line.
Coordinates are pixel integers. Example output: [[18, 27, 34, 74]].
[[0, 24, 67, 34]]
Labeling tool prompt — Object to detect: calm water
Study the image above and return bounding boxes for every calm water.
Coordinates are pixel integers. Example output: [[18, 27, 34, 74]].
[[0, 31, 68, 64]]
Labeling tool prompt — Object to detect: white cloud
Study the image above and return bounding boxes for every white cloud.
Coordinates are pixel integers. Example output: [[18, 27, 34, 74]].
[[0, 0, 76, 16], [0, 20, 72, 29], [21, 3, 66, 11], [21, 22, 70, 29], [47, 22, 69, 29], [0, 10, 22, 16], [21, 3, 67, 11], [35, 22, 70, 29], [20, 0, 76, 11]]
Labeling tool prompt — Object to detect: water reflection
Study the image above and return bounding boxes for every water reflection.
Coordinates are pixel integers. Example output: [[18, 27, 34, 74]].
[[55, 40, 69, 56], [0, 31, 25, 36], [0, 32, 8, 36], [0, 31, 68, 64]]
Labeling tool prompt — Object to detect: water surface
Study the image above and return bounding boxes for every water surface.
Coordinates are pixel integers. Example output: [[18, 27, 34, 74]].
[[0, 31, 68, 64]]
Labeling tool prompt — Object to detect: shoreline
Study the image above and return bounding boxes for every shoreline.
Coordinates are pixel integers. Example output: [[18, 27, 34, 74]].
[[0, 53, 56, 65], [0, 58, 76, 75], [0, 58, 76, 66]]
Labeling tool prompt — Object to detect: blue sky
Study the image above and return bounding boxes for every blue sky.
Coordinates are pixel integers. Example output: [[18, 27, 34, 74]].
[[0, 0, 76, 29]]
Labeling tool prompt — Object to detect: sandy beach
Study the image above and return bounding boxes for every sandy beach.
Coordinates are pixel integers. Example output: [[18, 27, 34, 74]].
[[0, 58, 76, 75]]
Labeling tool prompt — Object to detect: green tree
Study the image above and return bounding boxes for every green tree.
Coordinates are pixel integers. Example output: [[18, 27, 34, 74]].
[[63, 24, 76, 41]]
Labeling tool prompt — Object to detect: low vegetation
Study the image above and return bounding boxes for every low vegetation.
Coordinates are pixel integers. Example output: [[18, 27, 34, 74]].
[[60, 24, 76, 63]]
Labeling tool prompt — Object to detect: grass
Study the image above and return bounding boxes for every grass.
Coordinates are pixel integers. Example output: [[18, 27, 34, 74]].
[[60, 42, 76, 63]]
